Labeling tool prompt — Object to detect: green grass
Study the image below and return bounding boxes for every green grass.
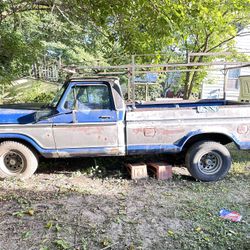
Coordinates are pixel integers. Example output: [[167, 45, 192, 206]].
[[165, 177, 249, 249], [0, 143, 249, 249], [1, 78, 59, 103], [166, 144, 250, 249]]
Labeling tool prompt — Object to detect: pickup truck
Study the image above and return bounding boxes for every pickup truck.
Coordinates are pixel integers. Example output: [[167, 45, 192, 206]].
[[0, 77, 249, 181]]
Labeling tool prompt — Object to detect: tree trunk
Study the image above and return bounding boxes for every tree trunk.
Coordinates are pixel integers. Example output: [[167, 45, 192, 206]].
[[187, 71, 198, 99], [183, 70, 190, 99], [183, 55, 205, 99]]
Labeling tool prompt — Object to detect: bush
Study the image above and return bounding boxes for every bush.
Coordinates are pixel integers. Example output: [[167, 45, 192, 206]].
[[4, 80, 57, 104], [21, 87, 55, 103], [134, 84, 163, 101]]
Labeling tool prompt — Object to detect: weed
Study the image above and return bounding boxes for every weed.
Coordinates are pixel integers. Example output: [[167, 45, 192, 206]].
[[21, 231, 32, 239], [54, 239, 70, 250]]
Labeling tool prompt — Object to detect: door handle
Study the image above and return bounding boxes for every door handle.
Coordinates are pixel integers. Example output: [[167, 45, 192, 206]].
[[99, 116, 111, 119]]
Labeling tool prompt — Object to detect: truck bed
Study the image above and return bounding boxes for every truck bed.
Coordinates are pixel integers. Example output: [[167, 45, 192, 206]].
[[125, 99, 250, 155], [127, 99, 244, 110]]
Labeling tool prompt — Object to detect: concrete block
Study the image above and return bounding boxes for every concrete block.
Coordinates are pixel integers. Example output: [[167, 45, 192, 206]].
[[126, 163, 148, 180], [147, 162, 172, 180]]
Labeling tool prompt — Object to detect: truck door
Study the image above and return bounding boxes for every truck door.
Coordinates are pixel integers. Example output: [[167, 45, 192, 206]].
[[52, 82, 124, 156]]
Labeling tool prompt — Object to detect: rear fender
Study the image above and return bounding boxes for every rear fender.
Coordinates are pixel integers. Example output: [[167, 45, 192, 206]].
[[177, 130, 240, 151]]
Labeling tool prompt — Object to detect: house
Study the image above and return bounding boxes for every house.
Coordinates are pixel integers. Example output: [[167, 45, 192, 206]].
[[201, 27, 250, 100]]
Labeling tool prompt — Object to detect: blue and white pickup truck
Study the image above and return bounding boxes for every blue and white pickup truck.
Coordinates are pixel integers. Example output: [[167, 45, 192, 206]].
[[0, 77, 249, 181]]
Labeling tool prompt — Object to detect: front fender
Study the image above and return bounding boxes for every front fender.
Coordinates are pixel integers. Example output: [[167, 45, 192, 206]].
[[0, 133, 58, 157]]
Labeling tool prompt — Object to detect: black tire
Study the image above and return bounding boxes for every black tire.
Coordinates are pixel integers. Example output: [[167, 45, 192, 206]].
[[0, 141, 38, 179], [185, 141, 231, 182]]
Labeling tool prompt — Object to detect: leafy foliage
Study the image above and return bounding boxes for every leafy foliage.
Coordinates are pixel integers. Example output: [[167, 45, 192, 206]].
[[4, 80, 57, 104], [109, 0, 250, 98], [134, 84, 163, 101], [0, 1, 250, 99], [0, 1, 112, 84]]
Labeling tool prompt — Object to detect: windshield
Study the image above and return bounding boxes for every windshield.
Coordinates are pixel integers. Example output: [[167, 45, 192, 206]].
[[49, 83, 67, 108]]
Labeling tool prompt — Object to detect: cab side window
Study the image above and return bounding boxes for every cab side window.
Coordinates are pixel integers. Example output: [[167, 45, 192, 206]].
[[64, 84, 112, 110]]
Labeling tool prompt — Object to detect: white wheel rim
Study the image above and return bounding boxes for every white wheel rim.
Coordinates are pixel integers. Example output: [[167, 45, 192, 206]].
[[2, 150, 25, 173], [198, 151, 222, 175]]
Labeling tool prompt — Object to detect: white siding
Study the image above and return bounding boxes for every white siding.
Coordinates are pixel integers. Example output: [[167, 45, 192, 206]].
[[235, 28, 250, 53], [201, 26, 250, 100], [201, 69, 224, 99]]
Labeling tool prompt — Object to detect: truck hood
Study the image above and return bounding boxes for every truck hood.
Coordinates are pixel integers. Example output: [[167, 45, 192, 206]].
[[0, 103, 45, 110], [0, 108, 37, 124], [0, 103, 51, 124]]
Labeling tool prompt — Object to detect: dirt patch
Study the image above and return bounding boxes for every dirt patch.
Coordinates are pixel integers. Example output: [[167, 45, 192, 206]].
[[0, 173, 190, 250], [0, 157, 249, 250]]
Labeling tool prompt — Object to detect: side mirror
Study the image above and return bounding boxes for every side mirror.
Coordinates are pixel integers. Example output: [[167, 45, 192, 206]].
[[64, 101, 71, 110], [64, 100, 79, 111]]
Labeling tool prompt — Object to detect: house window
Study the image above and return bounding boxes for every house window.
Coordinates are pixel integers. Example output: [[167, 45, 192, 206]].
[[227, 68, 240, 89]]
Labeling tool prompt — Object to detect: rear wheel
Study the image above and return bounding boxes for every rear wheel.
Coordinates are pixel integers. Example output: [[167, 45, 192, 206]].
[[0, 141, 38, 179], [185, 141, 231, 182]]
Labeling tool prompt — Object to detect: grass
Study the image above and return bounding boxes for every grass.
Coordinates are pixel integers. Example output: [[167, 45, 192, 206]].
[[0, 143, 249, 249], [166, 144, 250, 249], [164, 177, 249, 249], [1, 78, 59, 104]]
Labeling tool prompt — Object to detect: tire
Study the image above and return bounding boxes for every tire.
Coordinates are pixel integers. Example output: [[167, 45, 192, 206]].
[[0, 141, 38, 179], [185, 141, 231, 182]]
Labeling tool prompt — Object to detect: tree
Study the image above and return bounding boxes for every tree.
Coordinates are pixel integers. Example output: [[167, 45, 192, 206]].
[[1, 0, 250, 100], [0, 0, 123, 84], [103, 0, 250, 98]]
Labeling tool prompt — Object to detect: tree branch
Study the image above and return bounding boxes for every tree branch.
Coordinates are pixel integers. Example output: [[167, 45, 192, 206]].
[[207, 35, 237, 52], [56, 6, 75, 26], [195, 31, 212, 53], [207, 31, 250, 52], [0, 1, 54, 21]]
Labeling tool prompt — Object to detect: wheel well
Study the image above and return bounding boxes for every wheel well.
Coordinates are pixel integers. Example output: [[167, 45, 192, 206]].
[[182, 133, 234, 151], [0, 138, 41, 157]]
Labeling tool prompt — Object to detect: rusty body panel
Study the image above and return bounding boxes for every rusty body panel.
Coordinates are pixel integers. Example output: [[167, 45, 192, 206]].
[[126, 104, 250, 154], [53, 121, 125, 157], [0, 124, 55, 149]]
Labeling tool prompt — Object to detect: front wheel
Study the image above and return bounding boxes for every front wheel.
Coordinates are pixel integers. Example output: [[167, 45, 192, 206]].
[[185, 141, 231, 182], [0, 141, 38, 179]]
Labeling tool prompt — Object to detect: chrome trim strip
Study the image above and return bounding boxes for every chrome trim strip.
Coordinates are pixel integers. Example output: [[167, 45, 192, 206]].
[[53, 122, 117, 127]]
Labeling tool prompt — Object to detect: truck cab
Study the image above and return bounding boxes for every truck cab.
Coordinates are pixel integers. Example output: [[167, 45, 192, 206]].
[[48, 77, 126, 157]]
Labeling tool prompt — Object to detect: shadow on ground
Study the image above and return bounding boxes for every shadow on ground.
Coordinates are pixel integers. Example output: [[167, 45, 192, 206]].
[[37, 153, 191, 181]]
